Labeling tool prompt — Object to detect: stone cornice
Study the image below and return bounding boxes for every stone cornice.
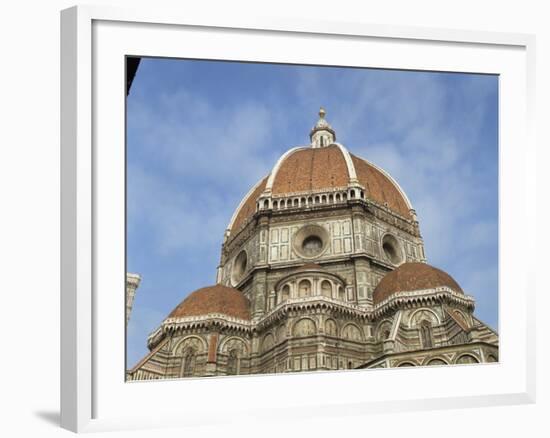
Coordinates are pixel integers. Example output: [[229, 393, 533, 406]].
[[157, 314, 254, 341], [356, 340, 499, 369], [224, 189, 420, 249], [273, 267, 346, 291], [147, 288, 476, 344], [373, 287, 475, 318], [258, 296, 369, 329]]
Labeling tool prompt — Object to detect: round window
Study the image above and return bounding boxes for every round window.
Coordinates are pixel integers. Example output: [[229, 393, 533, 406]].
[[231, 250, 248, 285], [382, 234, 402, 265], [292, 224, 329, 259], [302, 235, 323, 256]]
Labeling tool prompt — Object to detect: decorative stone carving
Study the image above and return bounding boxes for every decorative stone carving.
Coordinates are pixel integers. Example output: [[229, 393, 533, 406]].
[[174, 336, 205, 355], [325, 319, 338, 337], [409, 308, 440, 327], [261, 333, 275, 352], [293, 318, 317, 337], [342, 323, 363, 341]]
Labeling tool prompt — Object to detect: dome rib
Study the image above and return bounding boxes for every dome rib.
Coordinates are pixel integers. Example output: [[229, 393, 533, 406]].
[[226, 175, 268, 235], [265, 146, 305, 192], [271, 145, 350, 194], [351, 154, 412, 218]]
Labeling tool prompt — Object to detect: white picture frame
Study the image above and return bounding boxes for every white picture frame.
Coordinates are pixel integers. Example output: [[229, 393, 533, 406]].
[[60, 5, 536, 433]]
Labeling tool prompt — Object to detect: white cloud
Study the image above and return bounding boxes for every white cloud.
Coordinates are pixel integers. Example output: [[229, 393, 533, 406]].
[[127, 89, 286, 256]]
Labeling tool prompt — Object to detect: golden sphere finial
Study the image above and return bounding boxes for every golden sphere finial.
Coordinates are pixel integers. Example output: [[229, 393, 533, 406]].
[[319, 107, 326, 119]]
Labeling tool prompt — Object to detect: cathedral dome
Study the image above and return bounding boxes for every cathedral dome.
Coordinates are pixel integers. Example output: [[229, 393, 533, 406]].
[[168, 284, 251, 320], [373, 262, 464, 305], [226, 109, 413, 237]]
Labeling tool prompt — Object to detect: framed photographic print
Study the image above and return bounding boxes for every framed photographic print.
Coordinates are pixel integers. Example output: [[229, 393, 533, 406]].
[[61, 5, 536, 433]]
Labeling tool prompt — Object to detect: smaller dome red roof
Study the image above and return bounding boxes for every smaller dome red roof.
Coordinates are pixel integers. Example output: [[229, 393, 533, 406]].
[[168, 285, 251, 320], [373, 262, 463, 305]]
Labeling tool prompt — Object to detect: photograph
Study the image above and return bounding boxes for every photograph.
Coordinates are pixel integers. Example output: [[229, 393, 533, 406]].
[[124, 57, 499, 380]]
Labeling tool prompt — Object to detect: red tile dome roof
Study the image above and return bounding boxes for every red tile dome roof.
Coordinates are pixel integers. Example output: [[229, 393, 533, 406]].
[[168, 284, 251, 320], [271, 145, 350, 195], [227, 144, 413, 236], [350, 153, 411, 217], [373, 262, 463, 305]]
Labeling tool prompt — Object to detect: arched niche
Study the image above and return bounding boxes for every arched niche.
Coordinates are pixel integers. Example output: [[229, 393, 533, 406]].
[[278, 284, 290, 304], [173, 335, 206, 355], [219, 336, 248, 355], [455, 354, 480, 365], [293, 318, 317, 337], [298, 279, 312, 298], [453, 309, 470, 328], [276, 324, 287, 342], [409, 308, 440, 327], [261, 333, 275, 352], [325, 319, 338, 337], [425, 358, 448, 366], [341, 323, 363, 341], [376, 320, 393, 342], [321, 280, 332, 297]]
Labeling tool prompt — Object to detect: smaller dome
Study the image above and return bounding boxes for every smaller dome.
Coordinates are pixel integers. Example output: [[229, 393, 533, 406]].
[[373, 262, 463, 305], [168, 285, 251, 320]]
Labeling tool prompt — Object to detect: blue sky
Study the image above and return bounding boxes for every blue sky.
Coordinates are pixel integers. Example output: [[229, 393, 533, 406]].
[[126, 58, 498, 367]]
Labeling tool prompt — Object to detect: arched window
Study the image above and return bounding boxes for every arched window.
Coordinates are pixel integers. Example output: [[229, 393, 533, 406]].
[[315, 196, 320, 204], [286, 199, 292, 208], [335, 193, 341, 202], [329, 194, 334, 203], [321, 195, 327, 204], [321, 280, 332, 297], [456, 354, 479, 365], [293, 318, 316, 337], [227, 349, 240, 375], [273, 200, 278, 210], [325, 319, 337, 336], [350, 190, 355, 198], [338, 286, 345, 301], [420, 320, 433, 348], [280, 284, 290, 302], [298, 279, 312, 297], [182, 348, 196, 377], [426, 358, 447, 366], [263, 199, 269, 209], [397, 362, 415, 367], [293, 198, 299, 207]]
